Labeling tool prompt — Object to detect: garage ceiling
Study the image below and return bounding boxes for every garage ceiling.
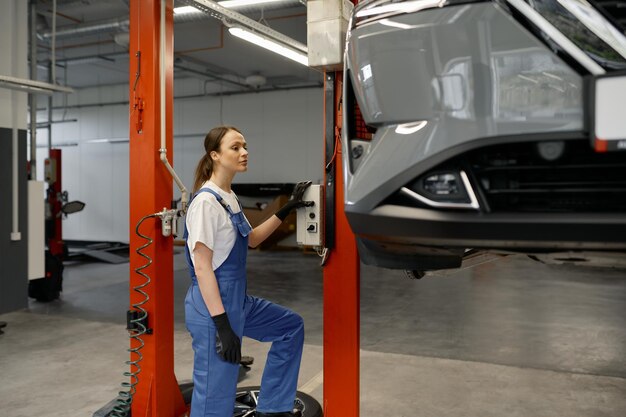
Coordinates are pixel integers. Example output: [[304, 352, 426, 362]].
[[35, 0, 322, 92]]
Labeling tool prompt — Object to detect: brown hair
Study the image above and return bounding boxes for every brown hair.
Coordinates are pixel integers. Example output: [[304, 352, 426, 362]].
[[192, 125, 242, 193]]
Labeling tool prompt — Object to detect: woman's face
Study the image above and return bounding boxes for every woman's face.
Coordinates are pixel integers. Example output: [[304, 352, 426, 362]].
[[212, 129, 248, 174]]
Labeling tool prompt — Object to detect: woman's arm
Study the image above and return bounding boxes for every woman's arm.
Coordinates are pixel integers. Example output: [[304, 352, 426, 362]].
[[193, 240, 241, 363], [248, 215, 282, 248], [247, 181, 313, 248], [193, 242, 225, 317]]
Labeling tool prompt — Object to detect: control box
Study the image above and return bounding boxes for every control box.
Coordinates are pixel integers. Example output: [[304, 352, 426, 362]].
[[44, 157, 57, 184], [296, 184, 324, 248]]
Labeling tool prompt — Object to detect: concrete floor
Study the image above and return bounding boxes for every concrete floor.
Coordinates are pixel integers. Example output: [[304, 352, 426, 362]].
[[0, 250, 625, 417]]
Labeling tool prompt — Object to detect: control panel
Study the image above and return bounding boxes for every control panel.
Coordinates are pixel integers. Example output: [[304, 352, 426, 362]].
[[296, 184, 324, 248], [44, 157, 57, 184]]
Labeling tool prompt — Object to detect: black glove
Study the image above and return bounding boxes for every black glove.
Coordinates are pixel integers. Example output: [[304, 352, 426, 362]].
[[212, 312, 241, 364], [275, 181, 313, 221]]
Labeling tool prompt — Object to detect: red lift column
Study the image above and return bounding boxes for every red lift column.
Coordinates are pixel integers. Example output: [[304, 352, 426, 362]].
[[323, 71, 360, 417], [128, 1, 185, 416], [45, 149, 63, 258]]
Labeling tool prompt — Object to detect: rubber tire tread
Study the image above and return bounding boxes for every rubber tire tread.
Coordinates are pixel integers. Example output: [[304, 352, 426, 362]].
[[177, 383, 322, 417]]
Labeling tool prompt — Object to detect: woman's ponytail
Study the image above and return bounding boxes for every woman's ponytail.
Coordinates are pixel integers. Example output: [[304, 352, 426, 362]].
[[192, 125, 242, 193], [192, 153, 213, 193]]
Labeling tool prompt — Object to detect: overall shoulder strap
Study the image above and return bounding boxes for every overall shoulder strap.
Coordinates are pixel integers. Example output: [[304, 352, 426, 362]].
[[195, 187, 234, 214]]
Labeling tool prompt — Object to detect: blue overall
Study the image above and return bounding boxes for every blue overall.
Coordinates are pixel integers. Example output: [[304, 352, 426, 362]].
[[184, 188, 305, 417]]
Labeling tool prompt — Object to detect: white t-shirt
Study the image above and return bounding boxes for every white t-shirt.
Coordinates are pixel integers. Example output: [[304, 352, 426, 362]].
[[186, 181, 251, 271]]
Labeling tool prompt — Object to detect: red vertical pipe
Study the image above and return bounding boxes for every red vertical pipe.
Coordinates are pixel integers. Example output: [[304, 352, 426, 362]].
[[128, 1, 185, 416], [47, 149, 64, 257], [323, 71, 360, 417]]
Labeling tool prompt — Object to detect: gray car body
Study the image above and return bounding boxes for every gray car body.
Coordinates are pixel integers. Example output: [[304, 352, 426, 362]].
[[341, 0, 626, 270]]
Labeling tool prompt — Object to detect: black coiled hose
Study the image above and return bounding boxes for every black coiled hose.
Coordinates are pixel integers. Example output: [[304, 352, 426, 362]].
[[109, 213, 158, 417]]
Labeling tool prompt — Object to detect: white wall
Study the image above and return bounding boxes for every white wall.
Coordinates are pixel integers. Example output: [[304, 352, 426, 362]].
[[0, 0, 27, 130], [35, 81, 324, 242]]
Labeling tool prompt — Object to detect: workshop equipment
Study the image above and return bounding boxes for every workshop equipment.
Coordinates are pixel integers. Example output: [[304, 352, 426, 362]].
[[28, 149, 84, 302], [98, 2, 358, 416]]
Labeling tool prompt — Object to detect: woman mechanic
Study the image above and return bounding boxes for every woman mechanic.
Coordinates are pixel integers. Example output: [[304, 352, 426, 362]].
[[184, 125, 311, 417]]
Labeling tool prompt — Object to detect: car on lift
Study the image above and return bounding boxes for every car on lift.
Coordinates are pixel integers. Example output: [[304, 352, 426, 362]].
[[342, 0, 626, 274]]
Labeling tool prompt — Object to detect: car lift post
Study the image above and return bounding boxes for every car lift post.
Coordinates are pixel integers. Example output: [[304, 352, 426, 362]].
[[127, 1, 359, 416], [45, 149, 64, 258], [128, 1, 186, 416], [323, 70, 360, 417]]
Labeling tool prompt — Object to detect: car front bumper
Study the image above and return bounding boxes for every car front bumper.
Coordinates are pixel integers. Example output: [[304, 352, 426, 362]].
[[349, 204, 626, 270]]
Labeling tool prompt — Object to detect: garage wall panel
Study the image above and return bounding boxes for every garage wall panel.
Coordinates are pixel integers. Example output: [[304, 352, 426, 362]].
[[0, 0, 29, 314], [76, 143, 114, 240], [0, 128, 28, 314], [96, 106, 114, 140], [49, 86, 322, 243], [110, 142, 129, 241], [225, 94, 267, 184], [262, 91, 307, 182], [78, 108, 101, 141], [112, 106, 129, 140], [177, 99, 215, 134]]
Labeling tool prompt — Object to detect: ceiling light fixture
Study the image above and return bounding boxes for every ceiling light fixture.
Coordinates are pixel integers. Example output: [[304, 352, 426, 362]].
[[219, 0, 286, 7], [174, 0, 285, 14], [228, 27, 308, 66], [173, 6, 200, 14]]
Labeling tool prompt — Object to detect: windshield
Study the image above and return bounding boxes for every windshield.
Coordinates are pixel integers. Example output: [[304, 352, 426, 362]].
[[353, 0, 460, 26], [352, 0, 626, 70], [526, 0, 626, 70]]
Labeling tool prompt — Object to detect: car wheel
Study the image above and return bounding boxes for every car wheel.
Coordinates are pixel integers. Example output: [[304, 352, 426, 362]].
[[179, 383, 322, 417]]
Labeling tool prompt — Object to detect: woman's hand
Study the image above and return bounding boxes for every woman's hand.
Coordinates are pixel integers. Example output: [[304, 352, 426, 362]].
[[249, 181, 314, 248], [290, 181, 314, 209], [212, 312, 241, 364], [275, 181, 313, 221]]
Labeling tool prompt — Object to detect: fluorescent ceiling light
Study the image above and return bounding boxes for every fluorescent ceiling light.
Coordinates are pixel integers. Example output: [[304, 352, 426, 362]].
[[173, 6, 200, 15], [228, 27, 308, 66], [174, 0, 284, 14], [219, 0, 286, 7]]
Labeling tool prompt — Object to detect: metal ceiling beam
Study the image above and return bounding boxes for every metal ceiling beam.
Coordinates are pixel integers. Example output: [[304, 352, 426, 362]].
[[40, 15, 129, 40], [38, 83, 322, 110], [39, 0, 306, 40], [0, 74, 74, 95], [176, 0, 305, 20], [181, 0, 307, 53], [173, 62, 251, 88]]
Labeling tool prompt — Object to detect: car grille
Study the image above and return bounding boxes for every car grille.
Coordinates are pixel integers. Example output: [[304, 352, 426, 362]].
[[467, 140, 626, 213]]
